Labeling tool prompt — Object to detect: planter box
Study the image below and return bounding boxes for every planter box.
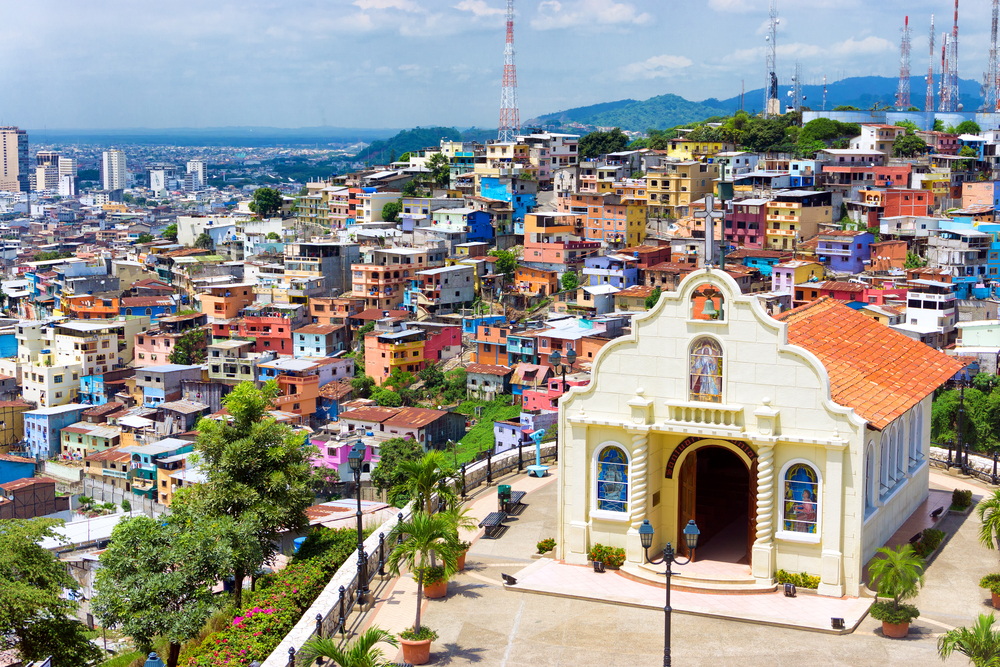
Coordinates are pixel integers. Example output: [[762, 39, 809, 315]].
[[531, 550, 554, 560], [882, 621, 910, 638], [424, 580, 448, 599], [401, 638, 432, 665]]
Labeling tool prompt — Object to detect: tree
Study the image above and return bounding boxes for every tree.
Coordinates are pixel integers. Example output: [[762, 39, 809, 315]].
[[371, 387, 403, 407], [120, 498, 131, 512], [978, 489, 1000, 551], [418, 365, 445, 390], [937, 613, 1000, 667], [579, 128, 629, 159], [384, 369, 416, 394], [194, 232, 214, 250], [313, 465, 341, 499], [402, 180, 420, 197], [266, 231, 281, 240], [490, 248, 517, 290], [956, 120, 982, 135], [300, 626, 399, 667], [960, 145, 979, 158], [426, 152, 451, 188], [183, 381, 315, 607], [168, 328, 207, 365], [351, 374, 376, 399], [162, 223, 178, 241], [136, 232, 154, 244], [894, 120, 920, 135], [249, 186, 283, 219], [561, 270, 579, 291], [397, 451, 455, 515], [893, 134, 928, 157], [934, 119, 946, 132], [371, 437, 425, 504], [398, 152, 411, 162], [382, 201, 402, 223], [0, 519, 101, 667], [645, 287, 662, 310], [386, 512, 461, 636], [904, 251, 926, 268], [93, 515, 232, 667]]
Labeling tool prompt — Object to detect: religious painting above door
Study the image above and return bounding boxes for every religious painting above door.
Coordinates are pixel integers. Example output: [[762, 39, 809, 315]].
[[690, 337, 723, 403]]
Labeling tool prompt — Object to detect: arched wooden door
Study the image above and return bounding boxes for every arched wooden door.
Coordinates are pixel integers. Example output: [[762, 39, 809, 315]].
[[677, 451, 697, 558]]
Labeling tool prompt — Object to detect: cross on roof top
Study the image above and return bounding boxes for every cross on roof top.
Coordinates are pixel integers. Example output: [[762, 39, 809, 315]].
[[693, 194, 725, 265]]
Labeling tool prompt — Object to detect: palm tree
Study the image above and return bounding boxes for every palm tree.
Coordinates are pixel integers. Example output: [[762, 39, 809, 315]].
[[387, 511, 461, 634], [299, 626, 399, 667], [397, 451, 455, 514], [868, 544, 925, 613], [938, 613, 1000, 666], [978, 490, 1000, 551]]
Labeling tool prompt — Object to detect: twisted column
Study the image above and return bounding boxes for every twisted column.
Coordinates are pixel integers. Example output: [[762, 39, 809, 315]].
[[754, 444, 775, 545], [630, 432, 649, 528]]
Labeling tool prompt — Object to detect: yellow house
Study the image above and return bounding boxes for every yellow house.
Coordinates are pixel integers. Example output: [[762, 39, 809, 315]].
[[918, 174, 950, 208], [665, 138, 737, 160], [615, 285, 656, 311], [647, 162, 719, 219], [765, 193, 834, 251]]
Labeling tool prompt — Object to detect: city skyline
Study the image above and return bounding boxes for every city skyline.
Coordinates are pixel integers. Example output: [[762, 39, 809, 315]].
[[4, 0, 1000, 130]]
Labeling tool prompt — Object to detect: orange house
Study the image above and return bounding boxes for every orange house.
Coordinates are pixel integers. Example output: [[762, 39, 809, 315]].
[[257, 358, 321, 422], [310, 296, 364, 326], [197, 283, 255, 322], [364, 326, 427, 386], [514, 266, 559, 296], [63, 294, 119, 320], [472, 323, 508, 365]]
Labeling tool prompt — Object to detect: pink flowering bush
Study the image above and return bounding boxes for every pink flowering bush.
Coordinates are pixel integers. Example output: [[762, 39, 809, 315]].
[[182, 528, 360, 666]]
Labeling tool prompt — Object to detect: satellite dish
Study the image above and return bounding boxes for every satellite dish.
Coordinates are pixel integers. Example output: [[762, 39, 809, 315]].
[[765, 35, 770, 41]]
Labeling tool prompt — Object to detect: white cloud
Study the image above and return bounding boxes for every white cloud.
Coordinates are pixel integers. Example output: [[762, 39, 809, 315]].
[[830, 35, 894, 55], [708, 0, 760, 12], [353, 0, 424, 12], [621, 54, 693, 80], [530, 0, 651, 31], [454, 0, 504, 17]]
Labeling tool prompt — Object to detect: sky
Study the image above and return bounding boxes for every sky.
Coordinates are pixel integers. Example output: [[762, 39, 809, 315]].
[[1, 0, 998, 130]]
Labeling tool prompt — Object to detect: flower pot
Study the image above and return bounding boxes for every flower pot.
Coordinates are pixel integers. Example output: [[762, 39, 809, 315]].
[[992, 591, 1000, 609], [400, 638, 432, 665], [882, 621, 910, 638], [457, 550, 467, 572], [424, 579, 448, 599]]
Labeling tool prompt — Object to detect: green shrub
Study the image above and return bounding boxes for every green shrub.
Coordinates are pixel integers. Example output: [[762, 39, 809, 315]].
[[417, 565, 447, 586], [399, 626, 438, 641], [588, 544, 626, 568], [952, 488, 973, 509], [911, 528, 946, 558], [980, 573, 1000, 594], [869, 600, 920, 624], [537, 538, 556, 554], [775, 569, 820, 589]]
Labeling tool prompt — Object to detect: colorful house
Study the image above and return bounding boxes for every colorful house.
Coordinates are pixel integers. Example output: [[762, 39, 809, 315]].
[[815, 230, 874, 274]]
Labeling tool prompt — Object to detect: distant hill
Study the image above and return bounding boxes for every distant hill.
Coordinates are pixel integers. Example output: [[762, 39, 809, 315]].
[[526, 75, 988, 135], [28, 126, 399, 148], [354, 126, 462, 162]]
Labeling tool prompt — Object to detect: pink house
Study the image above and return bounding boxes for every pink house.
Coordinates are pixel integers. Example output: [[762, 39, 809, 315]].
[[422, 324, 462, 364], [522, 375, 590, 412], [311, 437, 378, 481]]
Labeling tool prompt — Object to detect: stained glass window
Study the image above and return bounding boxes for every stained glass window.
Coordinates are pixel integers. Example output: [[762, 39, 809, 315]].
[[783, 463, 818, 534], [597, 446, 628, 513], [689, 337, 723, 404]]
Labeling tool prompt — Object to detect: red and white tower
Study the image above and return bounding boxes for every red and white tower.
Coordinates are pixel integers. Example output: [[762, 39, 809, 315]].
[[983, 0, 999, 112], [497, 0, 520, 142], [896, 15, 911, 109]]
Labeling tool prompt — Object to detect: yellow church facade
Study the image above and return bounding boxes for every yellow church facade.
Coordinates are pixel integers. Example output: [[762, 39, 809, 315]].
[[555, 270, 961, 597]]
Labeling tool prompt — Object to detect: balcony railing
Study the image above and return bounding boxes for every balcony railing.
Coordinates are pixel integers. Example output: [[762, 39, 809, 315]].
[[664, 400, 744, 432]]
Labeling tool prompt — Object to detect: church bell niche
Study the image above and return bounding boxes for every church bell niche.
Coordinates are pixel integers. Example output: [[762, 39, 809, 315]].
[[691, 284, 726, 322]]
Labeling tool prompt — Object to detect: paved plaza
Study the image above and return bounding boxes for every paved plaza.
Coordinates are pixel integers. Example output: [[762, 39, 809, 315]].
[[359, 468, 1000, 666]]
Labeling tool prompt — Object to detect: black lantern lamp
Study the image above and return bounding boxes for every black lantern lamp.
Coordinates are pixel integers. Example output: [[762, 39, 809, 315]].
[[348, 441, 364, 473], [637, 518, 700, 667], [348, 441, 369, 602], [548, 348, 577, 390]]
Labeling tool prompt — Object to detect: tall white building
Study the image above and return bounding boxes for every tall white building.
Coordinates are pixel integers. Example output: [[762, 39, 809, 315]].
[[0, 127, 29, 193], [102, 150, 127, 191], [187, 160, 206, 188]]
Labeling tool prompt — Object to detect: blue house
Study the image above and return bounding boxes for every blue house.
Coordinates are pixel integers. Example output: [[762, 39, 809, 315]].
[[729, 248, 789, 277], [0, 454, 35, 485], [582, 255, 639, 289], [462, 315, 506, 335], [479, 177, 537, 233], [24, 404, 87, 460], [816, 230, 874, 274], [430, 208, 494, 243], [120, 296, 177, 324], [788, 160, 818, 187]]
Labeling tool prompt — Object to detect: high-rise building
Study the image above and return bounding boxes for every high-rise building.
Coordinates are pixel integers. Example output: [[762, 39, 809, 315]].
[[0, 127, 29, 193], [34, 165, 59, 191], [102, 150, 127, 191], [186, 160, 206, 188]]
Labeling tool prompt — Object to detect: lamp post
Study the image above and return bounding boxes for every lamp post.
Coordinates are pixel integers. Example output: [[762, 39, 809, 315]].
[[348, 442, 369, 603], [957, 377, 969, 474], [638, 519, 700, 667], [547, 348, 577, 392]]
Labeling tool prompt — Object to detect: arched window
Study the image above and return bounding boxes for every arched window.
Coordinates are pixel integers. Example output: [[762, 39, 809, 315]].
[[915, 407, 924, 462], [125, 308, 132, 316], [908, 412, 917, 466], [865, 443, 876, 512], [879, 432, 890, 492], [146, 308, 152, 316], [596, 445, 629, 513], [689, 337, 723, 404], [781, 462, 820, 535], [895, 422, 905, 477]]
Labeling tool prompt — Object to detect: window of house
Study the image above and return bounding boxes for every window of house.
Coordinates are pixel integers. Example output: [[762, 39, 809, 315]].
[[779, 462, 820, 537], [595, 445, 628, 513], [54, 375, 63, 384], [689, 337, 722, 403]]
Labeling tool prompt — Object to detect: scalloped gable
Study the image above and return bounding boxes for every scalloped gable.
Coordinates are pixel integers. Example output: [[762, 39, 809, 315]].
[[775, 297, 963, 430]]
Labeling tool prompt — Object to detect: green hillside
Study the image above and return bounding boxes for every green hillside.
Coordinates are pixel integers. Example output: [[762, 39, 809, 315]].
[[588, 94, 733, 132], [355, 126, 461, 162], [529, 99, 637, 126]]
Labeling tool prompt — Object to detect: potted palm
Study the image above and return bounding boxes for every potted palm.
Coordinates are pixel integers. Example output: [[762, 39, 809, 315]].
[[937, 612, 1000, 666], [441, 504, 478, 571], [299, 626, 398, 667], [978, 489, 1000, 551], [981, 574, 1000, 609], [387, 510, 461, 665], [867, 545, 925, 638]]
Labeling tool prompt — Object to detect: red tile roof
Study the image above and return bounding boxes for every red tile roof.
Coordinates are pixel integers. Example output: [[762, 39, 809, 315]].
[[465, 363, 513, 376], [617, 285, 656, 298], [775, 297, 964, 430], [294, 324, 346, 335], [0, 476, 57, 492], [382, 407, 449, 429], [338, 406, 401, 423], [817, 281, 865, 293]]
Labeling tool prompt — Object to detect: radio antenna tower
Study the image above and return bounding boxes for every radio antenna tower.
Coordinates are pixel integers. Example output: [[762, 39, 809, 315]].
[[896, 16, 912, 109], [940, 33, 951, 111], [497, 0, 520, 142], [926, 14, 935, 111], [822, 74, 827, 111], [950, 0, 960, 111], [984, 0, 999, 112], [789, 62, 803, 114], [763, 1, 779, 119]]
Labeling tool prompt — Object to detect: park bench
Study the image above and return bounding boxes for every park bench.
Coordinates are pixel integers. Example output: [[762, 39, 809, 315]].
[[504, 490, 527, 513], [931, 506, 944, 520], [479, 511, 507, 539]]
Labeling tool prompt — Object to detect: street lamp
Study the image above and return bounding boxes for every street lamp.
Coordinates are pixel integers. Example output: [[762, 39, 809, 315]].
[[348, 441, 369, 603], [638, 519, 701, 667], [548, 348, 577, 391]]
